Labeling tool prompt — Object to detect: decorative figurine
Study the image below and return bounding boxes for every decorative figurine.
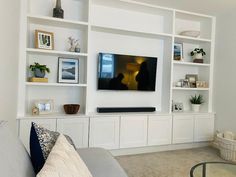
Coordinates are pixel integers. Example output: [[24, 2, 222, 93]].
[[32, 106, 39, 116], [68, 37, 80, 52], [53, 0, 64, 19]]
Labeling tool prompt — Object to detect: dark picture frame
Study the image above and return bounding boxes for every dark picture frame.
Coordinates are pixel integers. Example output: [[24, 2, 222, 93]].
[[58, 58, 79, 83], [35, 30, 54, 50]]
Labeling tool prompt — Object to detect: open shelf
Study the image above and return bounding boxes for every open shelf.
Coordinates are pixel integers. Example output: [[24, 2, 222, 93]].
[[26, 48, 88, 58], [172, 87, 209, 91], [26, 82, 87, 87], [173, 61, 210, 67], [27, 15, 89, 29], [18, 113, 88, 120], [91, 25, 173, 39], [174, 35, 211, 43]]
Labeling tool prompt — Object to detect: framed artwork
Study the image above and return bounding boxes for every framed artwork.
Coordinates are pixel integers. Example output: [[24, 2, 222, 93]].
[[35, 30, 54, 50], [186, 74, 198, 88], [34, 99, 54, 115], [58, 58, 79, 83], [181, 79, 190, 88], [172, 102, 184, 112], [174, 43, 183, 61]]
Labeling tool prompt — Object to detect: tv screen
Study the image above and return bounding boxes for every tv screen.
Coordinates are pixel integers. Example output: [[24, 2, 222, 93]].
[[98, 53, 157, 91]]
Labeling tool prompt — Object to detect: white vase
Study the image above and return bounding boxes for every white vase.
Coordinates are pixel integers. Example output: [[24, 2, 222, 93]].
[[192, 104, 201, 112], [195, 53, 203, 59]]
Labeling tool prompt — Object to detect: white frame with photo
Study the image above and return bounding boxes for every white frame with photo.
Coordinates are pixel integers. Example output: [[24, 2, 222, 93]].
[[35, 30, 54, 50], [174, 43, 183, 61], [34, 99, 54, 115], [58, 58, 79, 83]]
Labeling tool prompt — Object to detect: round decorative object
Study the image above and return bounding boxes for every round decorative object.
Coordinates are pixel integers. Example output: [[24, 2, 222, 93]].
[[191, 104, 201, 112], [34, 68, 45, 78], [179, 30, 200, 38], [63, 104, 80, 114]]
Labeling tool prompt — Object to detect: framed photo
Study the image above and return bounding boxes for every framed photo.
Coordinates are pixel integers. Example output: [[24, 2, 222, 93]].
[[172, 102, 184, 112], [181, 79, 190, 88], [58, 58, 79, 83], [35, 30, 54, 50], [196, 81, 207, 88], [174, 43, 183, 61], [186, 74, 198, 88], [34, 99, 54, 115]]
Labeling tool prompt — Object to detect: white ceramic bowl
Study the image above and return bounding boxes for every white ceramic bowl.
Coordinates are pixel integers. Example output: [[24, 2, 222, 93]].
[[179, 30, 200, 38]]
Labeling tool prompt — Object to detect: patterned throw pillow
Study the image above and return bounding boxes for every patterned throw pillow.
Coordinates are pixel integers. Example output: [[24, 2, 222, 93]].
[[30, 122, 76, 173]]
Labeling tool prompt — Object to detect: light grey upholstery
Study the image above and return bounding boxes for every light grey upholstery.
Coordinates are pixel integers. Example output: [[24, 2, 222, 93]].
[[0, 121, 35, 177], [77, 148, 128, 177]]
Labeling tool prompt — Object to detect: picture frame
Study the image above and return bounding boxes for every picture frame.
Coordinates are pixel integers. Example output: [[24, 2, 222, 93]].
[[58, 58, 79, 83], [181, 79, 190, 88], [35, 30, 54, 50], [186, 74, 198, 88], [174, 43, 183, 61], [196, 81, 207, 88], [172, 102, 184, 112], [34, 99, 54, 115]]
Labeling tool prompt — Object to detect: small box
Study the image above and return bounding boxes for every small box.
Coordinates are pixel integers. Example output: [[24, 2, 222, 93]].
[[29, 77, 48, 83]]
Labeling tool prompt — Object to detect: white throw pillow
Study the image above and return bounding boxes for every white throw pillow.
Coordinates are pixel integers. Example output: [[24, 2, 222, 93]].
[[37, 134, 93, 177]]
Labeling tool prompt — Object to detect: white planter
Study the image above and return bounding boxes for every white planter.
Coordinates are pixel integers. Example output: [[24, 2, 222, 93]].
[[194, 53, 203, 59], [191, 104, 201, 112]]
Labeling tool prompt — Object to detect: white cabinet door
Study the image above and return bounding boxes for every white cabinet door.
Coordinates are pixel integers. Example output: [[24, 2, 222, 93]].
[[194, 114, 215, 142], [57, 118, 89, 148], [89, 116, 120, 149], [148, 115, 172, 146], [19, 119, 56, 152], [120, 115, 148, 148], [173, 115, 194, 144]]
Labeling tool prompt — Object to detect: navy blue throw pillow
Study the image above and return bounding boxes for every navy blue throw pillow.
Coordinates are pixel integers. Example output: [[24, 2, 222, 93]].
[[30, 122, 76, 174]]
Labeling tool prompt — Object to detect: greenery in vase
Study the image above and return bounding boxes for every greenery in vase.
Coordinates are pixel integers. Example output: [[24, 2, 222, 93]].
[[190, 48, 206, 56], [190, 94, 204, 104], [29, 62, 50, 73]]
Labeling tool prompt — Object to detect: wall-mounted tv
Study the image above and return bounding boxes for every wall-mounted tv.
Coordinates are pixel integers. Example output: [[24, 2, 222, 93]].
[[98, 53, 158, 91]]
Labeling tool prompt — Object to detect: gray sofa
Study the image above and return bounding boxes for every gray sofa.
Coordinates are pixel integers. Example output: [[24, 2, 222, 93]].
[[0, 121, 128, 177]]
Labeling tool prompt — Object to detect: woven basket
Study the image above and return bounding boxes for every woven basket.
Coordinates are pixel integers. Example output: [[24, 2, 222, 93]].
[[215, 133, 236, 162]]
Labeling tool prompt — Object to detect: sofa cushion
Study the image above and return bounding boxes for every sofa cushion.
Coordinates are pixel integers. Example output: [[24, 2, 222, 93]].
[[37, 134, 93, 177], [77, 148, 128, 177], [0, 121, 35, 177], [30, 122, 76, 173]]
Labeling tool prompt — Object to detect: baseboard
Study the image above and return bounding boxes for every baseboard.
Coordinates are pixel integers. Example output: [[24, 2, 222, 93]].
[[110, 142, 210, 156]]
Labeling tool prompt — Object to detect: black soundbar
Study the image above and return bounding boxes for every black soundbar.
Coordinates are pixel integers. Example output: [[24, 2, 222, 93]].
[[97, 107, 156, 113]]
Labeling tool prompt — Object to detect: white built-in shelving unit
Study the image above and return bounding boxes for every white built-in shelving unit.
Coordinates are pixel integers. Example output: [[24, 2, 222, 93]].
[[17, 0, 216, 152]]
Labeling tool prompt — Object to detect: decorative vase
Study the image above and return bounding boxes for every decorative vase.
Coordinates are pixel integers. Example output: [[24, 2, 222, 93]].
[[191, 104, 201, 112], [53, 0, 64, 19], [34, 68, 45, 78], [195, 53, 203, 59]]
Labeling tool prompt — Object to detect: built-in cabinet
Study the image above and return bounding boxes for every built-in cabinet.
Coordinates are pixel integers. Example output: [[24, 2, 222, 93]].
[[173, 114, 215, 144], [148, 115, 172, 146], [18, 0, 216, 154], [89, 116, 120, 149], [120, 116, 148, 148], [19, 113, 215, 153]]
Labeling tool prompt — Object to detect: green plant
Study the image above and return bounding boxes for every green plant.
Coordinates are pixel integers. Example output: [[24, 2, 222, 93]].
[[29, 62, 50, 73], [190, 94, 204, 104], [190, 48, 206, 56]]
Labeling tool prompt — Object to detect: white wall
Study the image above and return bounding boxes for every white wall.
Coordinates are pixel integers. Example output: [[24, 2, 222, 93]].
[[0, 1, 20, 134]]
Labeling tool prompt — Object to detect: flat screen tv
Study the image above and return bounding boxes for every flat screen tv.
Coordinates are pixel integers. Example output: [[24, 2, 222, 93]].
[[98, 53, 158, 91]]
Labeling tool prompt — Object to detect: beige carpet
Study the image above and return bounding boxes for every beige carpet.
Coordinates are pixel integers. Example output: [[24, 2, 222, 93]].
[[116, 147, 224, 177]]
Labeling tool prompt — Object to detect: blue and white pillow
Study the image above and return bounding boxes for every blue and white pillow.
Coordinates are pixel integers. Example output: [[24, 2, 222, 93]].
[[30, 122, 75, 173]]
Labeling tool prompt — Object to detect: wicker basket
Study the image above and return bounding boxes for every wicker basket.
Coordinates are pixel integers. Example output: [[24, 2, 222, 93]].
[[215, 133, 236, 162]]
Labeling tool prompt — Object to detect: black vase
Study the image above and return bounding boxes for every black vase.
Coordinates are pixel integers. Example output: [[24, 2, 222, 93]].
[[53, 0, 64, 19]]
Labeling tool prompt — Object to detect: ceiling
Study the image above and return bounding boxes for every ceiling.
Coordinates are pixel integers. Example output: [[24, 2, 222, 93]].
[[135, 0, 236, 16]]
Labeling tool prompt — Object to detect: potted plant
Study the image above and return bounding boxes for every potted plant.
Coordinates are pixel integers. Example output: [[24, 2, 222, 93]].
[[190, 48, 206, 59], [190, 94, 204, 112], [29, 62, 50, 78]]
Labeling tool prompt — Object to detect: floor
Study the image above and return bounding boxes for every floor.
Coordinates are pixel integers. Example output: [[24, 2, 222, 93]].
[[116, 147, 225, 177]]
